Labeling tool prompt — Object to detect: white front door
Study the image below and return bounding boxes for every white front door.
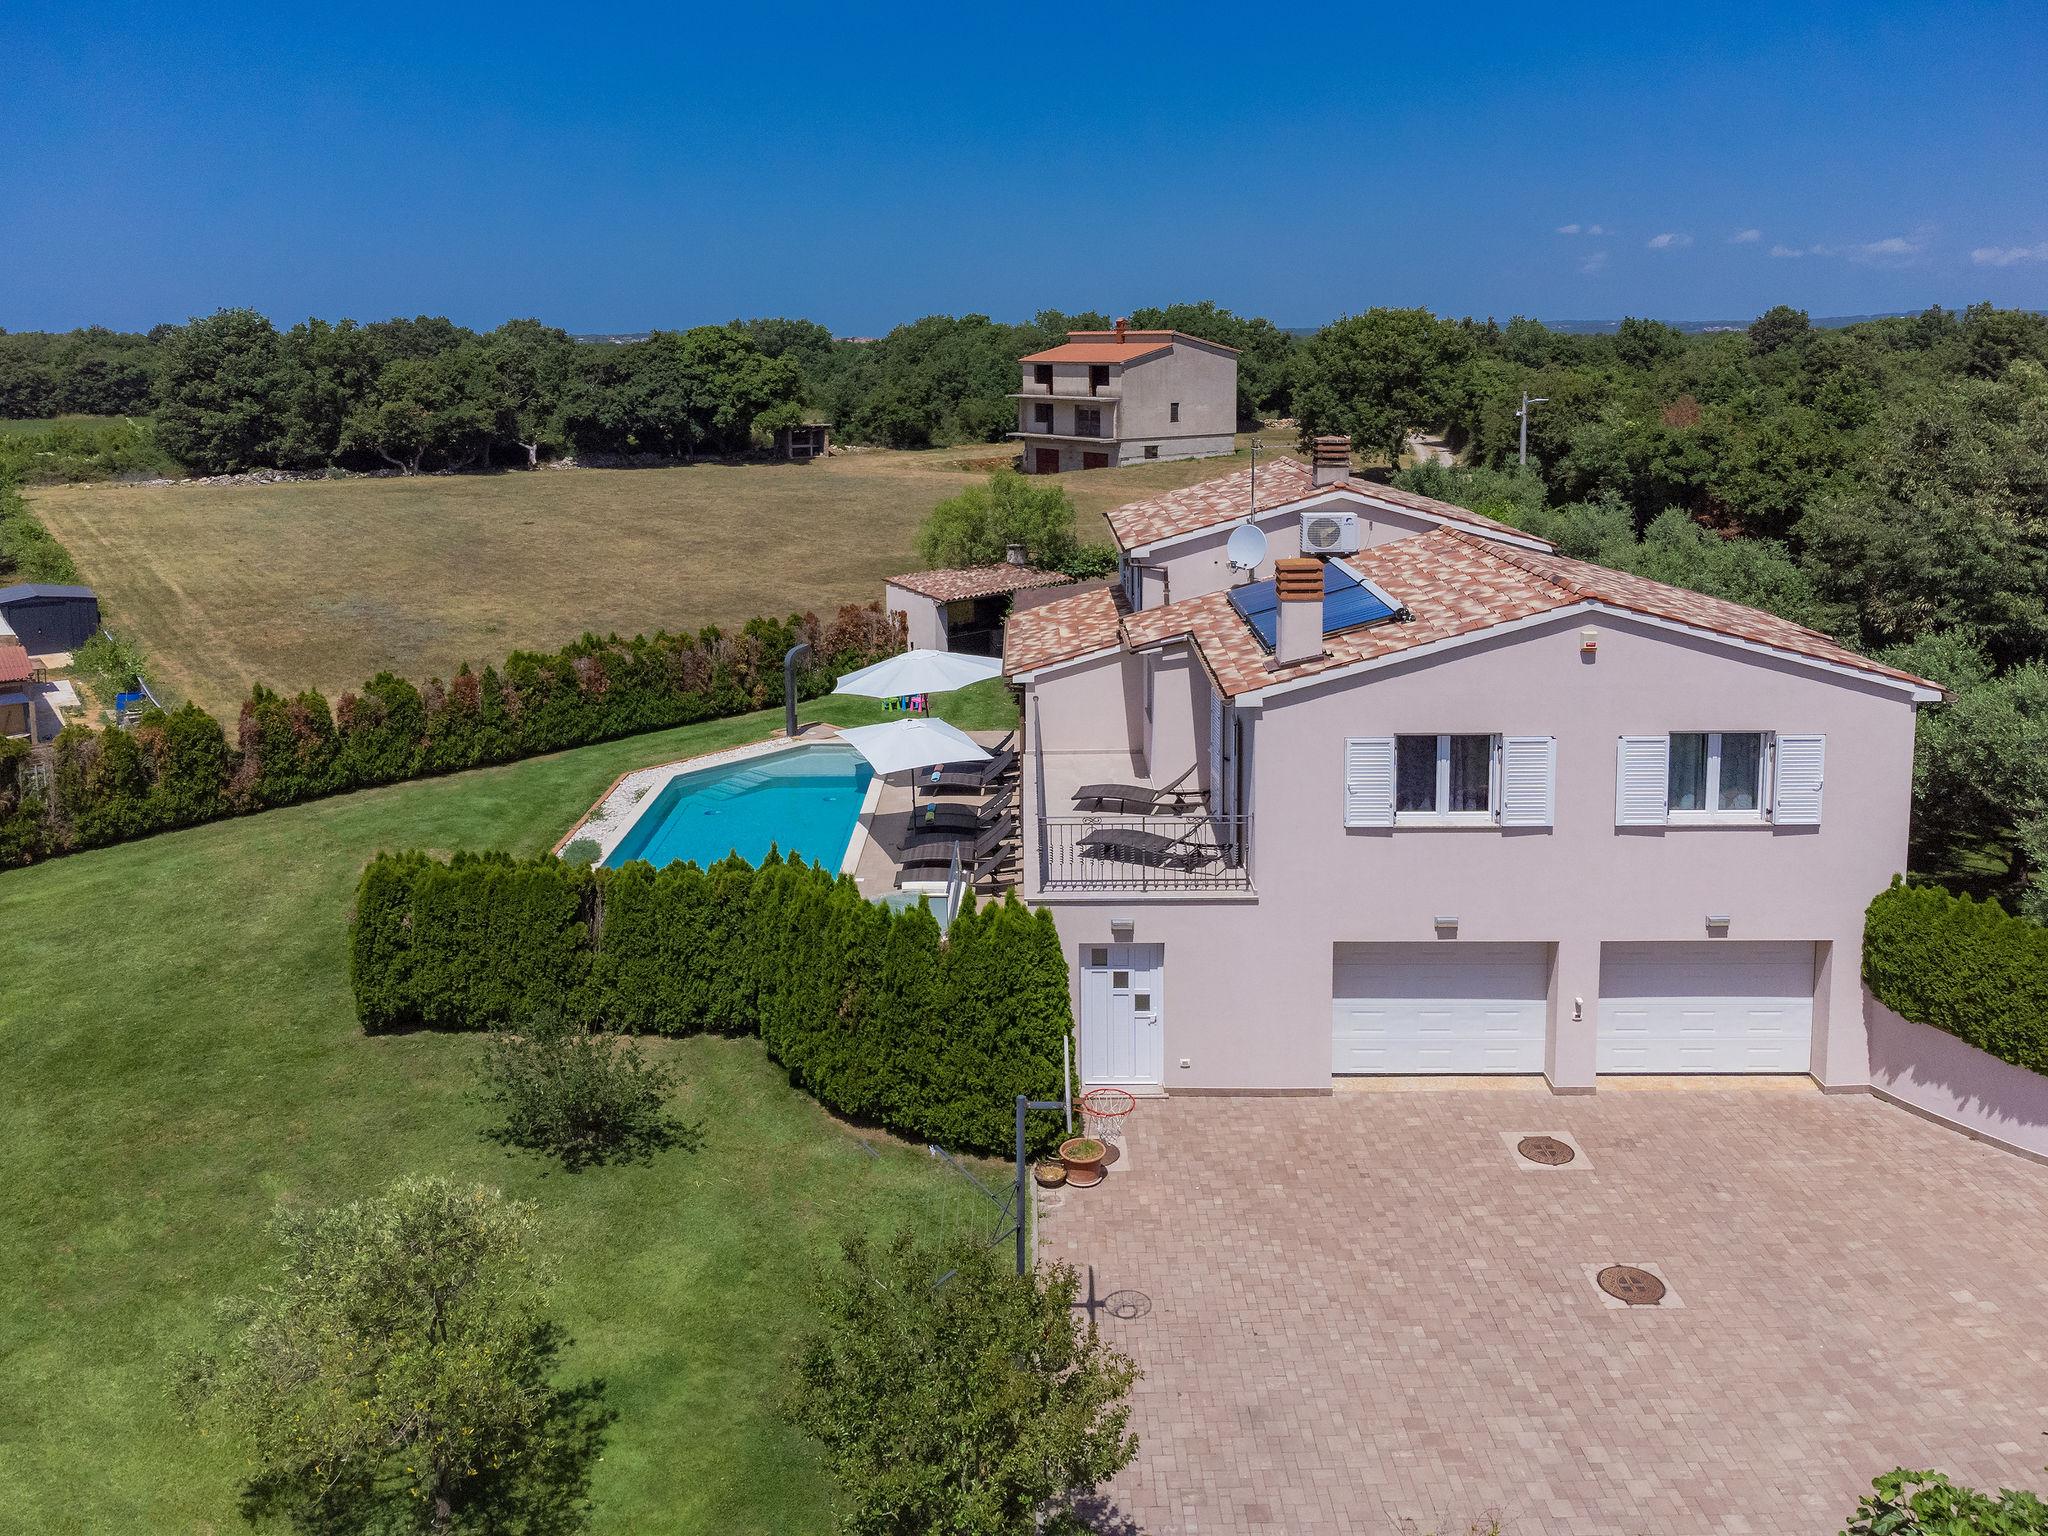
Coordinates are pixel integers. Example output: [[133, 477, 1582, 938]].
[[1079, 943, 1164, 1086], [1597, 941, 1816, 1073], [1332, 942, 1550, 1074]]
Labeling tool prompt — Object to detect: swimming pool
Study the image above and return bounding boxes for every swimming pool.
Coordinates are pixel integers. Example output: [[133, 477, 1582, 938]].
[[603, 745, 874, 871]]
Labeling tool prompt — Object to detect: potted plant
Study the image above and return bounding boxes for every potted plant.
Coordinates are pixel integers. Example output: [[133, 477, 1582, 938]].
[[1059, 1136, 1108, 1188], [1032, 1159, 1068, 1189]]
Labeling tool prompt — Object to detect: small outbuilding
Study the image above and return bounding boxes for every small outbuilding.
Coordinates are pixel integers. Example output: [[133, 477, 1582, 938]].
[[773, 422, 832, 461], [0, 636, 40, 743], [884, 552, 1073, 657], [0, 583, 101, 655]]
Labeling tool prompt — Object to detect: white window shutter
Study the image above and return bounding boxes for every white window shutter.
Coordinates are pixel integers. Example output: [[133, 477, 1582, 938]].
[[1207, 691, 1224, 806], [1615, 736, 1669, 826], [1771, 733, 1825, 825], [1497, 736, 1556, 828], [1343, 737, 1396, 827]]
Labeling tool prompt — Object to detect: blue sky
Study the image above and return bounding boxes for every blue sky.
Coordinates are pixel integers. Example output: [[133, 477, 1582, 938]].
[[6, 1, 2045, 334]]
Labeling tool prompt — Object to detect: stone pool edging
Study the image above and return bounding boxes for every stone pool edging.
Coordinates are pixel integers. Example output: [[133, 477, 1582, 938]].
[[552, 729, 851, 865]]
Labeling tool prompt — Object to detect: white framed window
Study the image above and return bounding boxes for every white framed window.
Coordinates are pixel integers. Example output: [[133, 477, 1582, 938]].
[[1349, 734, 1554, 829], [1617, 731, 1821, 827], [1394, 734, 1495, 823], [1667, 731, 1767, 820]]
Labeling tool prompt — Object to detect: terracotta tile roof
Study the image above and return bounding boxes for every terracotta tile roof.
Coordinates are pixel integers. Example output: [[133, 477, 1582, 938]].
[[0, 644, 32, 685], [1003, 586, 1126, 676], [1020, 329, 1240, 365], [1017, 341, 1173, 365], [1104, 458, 1316, 549], [1101, 458, 1542, 552], [1116, 527, 1940, 699], [1466, 533, 1940, 691], [887, 564, 1073, 603]]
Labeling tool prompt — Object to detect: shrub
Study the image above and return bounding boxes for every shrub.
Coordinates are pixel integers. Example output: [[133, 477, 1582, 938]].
[[71, 630, 148, 701], [789, 1231, 1138, 1536], [1864, 879, 2048, 1076], [559, 837, 601, 867], [1842, 1467, 2048, 1534], [475, 1010, 692, 1169], [351, 852, 1074, 1156]]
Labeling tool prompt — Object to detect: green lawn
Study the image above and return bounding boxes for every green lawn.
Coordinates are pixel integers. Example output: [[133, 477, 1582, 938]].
[[0, 703, 1009, 1534]]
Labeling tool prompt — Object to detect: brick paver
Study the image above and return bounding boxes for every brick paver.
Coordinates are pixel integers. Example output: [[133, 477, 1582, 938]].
[[1039, 1088, 2048, 1536]]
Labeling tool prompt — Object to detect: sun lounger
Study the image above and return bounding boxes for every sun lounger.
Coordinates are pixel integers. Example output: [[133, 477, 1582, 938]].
[[926, 750, 1017, 795], [1074, 825, 1222, 872], [897, 823, 1010, 873], [1071, 764, 1197, 815], [904, 785, 1015, 838]]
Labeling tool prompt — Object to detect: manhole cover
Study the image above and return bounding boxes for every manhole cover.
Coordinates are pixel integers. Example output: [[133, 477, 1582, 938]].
[[1102, 1290, 1152, 1320], [1518, 1135, 1576, 1166], [1597, 1264, 1667, 1306]]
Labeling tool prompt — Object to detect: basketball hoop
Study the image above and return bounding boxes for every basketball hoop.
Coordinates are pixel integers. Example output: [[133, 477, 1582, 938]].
[[1078, 1087, 1135, 1164]]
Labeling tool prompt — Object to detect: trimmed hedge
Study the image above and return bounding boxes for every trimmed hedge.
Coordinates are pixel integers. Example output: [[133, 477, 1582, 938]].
[[1864, 878, 2048, 1076], [351, 850, 1075, 1156], [0, 602, 902, 867]]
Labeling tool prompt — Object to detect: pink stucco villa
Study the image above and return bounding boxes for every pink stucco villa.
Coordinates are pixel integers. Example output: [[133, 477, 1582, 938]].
[[1002, 438, 1944, 1095]]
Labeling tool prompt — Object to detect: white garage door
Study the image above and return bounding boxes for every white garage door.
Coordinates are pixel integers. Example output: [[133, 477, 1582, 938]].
[[1333, 943, 1549, 1074], [1598, 942, 1815, 1074]]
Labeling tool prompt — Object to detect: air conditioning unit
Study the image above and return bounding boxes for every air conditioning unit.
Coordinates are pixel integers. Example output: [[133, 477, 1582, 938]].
[[1300, 510, 1361, 554]]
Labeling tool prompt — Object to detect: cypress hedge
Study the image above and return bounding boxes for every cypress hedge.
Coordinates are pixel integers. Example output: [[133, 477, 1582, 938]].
[[1864, 878, 2048, 1076], [351, 850, 1075, 1156], [0, 603, 901, 868]]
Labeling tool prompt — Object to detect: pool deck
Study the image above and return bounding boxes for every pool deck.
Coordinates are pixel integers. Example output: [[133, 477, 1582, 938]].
[[554, 725, 1016, 895], [846, 728, 1015, 899]]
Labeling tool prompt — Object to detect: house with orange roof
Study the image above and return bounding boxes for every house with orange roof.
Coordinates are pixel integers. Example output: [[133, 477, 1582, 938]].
[[999, 436, 1944, 1096], [1011, 320, 1237, 473]]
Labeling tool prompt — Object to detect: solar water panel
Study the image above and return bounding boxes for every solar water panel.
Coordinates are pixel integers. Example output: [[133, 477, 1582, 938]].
[[1226, 561, 1400, 651]]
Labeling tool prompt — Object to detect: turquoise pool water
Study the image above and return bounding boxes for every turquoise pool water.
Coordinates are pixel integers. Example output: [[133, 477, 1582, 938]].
[[604, 745, 874, 871]]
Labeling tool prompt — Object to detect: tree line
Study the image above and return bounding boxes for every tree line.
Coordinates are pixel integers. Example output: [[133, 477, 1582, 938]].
[[0, 300, 1299, 477]]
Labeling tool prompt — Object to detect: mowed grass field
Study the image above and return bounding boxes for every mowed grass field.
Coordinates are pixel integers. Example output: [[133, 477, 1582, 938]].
[[27, 438, 1296, 717], [0, 703, 1006, 1534]]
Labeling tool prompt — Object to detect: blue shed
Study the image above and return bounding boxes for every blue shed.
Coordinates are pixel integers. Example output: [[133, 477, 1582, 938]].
[[0, 584, 101, 654]]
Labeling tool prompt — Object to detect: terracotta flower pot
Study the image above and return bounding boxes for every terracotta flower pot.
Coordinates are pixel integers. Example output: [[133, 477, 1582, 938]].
[[1060, 1136, 1107, 1188]]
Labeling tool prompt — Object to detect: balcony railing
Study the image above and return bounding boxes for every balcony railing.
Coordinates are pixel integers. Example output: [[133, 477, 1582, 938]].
[[1038, 813, 1254, 893], [1017, 381, 1121, 398]]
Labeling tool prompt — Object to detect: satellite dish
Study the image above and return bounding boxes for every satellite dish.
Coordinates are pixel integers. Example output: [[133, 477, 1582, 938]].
[[1226, 523, 1269, 573]]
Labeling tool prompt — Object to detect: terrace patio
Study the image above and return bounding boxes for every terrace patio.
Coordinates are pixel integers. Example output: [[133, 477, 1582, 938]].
[[1025, 747, 1253, 895]]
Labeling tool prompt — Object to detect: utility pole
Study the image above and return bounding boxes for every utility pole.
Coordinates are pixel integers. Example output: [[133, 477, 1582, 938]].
[[1516, 392, 1548, 468]]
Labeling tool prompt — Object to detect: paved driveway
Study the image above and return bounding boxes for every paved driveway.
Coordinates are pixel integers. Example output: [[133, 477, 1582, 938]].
[[1040, 1085, 2048, 1536]]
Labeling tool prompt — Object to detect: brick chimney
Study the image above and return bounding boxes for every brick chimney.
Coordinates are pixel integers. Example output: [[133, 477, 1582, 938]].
[[1311, 435, 1352, 488], [1273, 557, 1325, 667], [1114, 316, 1129, 343]]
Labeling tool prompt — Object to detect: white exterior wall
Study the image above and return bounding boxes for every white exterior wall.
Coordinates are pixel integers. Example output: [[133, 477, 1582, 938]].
[[884, 584, 949, 651], [1130, 497, 1447, 610], [1027, 609, 1919, 1094]]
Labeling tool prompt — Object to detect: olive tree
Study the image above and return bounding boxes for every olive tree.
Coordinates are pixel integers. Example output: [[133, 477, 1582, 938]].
[[790, 1232, 1137, 1535], [179, 1176, 608, 1534]]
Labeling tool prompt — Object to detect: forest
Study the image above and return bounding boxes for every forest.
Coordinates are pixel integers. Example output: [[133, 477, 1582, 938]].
[[1, 300, 2044, 913]]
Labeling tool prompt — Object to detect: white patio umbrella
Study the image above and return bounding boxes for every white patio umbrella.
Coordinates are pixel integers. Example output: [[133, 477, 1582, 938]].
[[832, 648, 1002, 703], [835, 717, 991, 777]]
